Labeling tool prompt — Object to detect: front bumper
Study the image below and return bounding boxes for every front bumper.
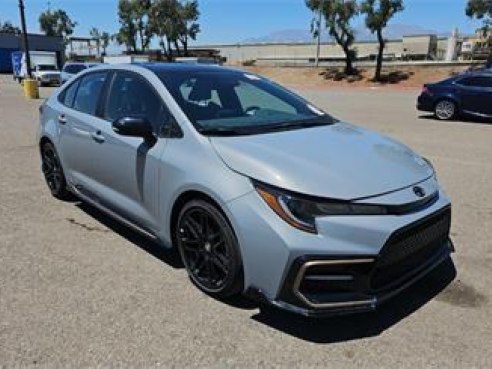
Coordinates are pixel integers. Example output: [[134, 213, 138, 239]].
[[39, 76, 61, 85], [272, 206, 453, 317]]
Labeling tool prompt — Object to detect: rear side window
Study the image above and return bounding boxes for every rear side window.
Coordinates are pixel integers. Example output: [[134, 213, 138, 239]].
[[104, 71, 170, 133], [73, 72, 107, 116], [458, 76, 492, 88], [60, 79, 80, 108]]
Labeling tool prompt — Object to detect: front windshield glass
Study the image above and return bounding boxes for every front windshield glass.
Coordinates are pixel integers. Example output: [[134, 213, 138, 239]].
[[156, 70, 336, 135], [37, 65, 57, 71]]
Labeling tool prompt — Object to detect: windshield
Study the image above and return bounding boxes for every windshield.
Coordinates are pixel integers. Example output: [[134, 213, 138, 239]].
[[156, 70, 336, 135], [37, 65, 57, 71]]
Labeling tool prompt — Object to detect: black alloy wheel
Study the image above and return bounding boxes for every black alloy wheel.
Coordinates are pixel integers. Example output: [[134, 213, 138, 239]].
[[176, 200, 244, 298], [41, 141, 71, 200]]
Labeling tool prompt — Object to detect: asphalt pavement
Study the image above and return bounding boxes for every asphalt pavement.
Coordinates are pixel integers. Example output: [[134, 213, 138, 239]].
[[0, 76, 491, 367]]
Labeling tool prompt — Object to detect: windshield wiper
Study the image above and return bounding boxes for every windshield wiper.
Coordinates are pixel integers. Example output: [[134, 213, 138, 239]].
[[196, 126, 253, 136], [197, 116, 337, 136], [262, 117, 335, 132]]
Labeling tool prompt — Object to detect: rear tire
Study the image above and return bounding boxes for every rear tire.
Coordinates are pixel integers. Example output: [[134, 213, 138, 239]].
[[434, 99, 457, 121], [175, 199, 244, 299], [41, 141, 72, 200]]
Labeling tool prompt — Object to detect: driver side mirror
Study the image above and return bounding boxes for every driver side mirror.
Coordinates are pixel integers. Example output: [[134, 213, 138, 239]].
[[112, 117, 154, 140]]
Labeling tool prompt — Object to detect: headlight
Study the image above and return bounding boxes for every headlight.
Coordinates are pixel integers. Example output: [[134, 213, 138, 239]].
[[423, 157, 436, 174], [254, 181, 388, 234]]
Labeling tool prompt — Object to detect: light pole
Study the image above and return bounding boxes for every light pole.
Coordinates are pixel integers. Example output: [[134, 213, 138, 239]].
[[18, 0, 32, 78], [314, 3, 323, 67]]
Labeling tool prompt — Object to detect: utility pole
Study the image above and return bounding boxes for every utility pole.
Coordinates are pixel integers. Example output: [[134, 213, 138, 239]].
[[18, 0, 32, 78], [314, 4, 323, 67]]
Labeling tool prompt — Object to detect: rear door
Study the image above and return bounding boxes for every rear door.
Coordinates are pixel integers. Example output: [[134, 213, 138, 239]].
[[457, 76, 492, 116], [57, 71, 110, 192]]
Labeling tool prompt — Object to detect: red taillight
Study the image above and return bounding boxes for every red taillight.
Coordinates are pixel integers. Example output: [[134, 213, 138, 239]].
[[422, 86, 433, 96]]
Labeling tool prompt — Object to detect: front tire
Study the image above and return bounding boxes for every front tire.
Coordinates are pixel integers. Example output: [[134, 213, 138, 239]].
[[434, 99, 457, 121], [41, 141, 72, 200], [175, 199, 244, 298]]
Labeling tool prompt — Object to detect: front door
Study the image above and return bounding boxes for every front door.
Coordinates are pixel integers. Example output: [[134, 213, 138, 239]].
[[84, 71, 172, 233]]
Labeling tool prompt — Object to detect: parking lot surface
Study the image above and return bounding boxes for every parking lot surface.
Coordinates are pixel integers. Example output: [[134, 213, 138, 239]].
[[0, 75, 491, 367]]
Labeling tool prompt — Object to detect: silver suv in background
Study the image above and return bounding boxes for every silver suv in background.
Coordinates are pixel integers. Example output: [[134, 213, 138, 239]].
[[61, 62, 100, 84], [38, 64, 453, 317]]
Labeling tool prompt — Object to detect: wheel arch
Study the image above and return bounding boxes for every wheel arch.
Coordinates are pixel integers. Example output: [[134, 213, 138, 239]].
[[434, 95, 460, 110], [169, 190, 231, 248], [39, 135, 53, 151]]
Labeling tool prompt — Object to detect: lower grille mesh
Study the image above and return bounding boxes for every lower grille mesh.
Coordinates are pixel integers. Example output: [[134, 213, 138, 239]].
[[371, 208, 451, 291]]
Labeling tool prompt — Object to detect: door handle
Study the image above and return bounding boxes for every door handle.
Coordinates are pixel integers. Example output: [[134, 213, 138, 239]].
[[91, 131, 105, 143], [58, 114, 67, 125]]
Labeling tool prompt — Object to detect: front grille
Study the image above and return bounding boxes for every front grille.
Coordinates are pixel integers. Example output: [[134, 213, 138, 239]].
[[370, 207, 451, 291]]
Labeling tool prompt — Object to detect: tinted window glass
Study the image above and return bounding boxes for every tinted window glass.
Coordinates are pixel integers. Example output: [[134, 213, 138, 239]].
[[64, 64, 86, 74], [37, 65, 57, 71], [458, 76, 492, 87], [61, 79, 80, 108], [105, 72, 169, 133], [157, 71, 333, 131], [73, 72, 107, 116]]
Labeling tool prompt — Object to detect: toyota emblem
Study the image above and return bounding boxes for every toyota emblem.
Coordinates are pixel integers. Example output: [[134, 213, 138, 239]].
[[413, 186, 426, 198]]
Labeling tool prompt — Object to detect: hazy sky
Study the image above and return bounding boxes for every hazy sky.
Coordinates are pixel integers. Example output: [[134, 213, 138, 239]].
[[0, 0, 483, 44]]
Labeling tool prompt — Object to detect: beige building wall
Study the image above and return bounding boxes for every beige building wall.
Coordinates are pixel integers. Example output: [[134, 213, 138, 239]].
[[193, 36, 450, 64]]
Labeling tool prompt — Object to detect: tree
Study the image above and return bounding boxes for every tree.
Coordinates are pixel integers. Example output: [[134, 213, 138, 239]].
[[88, 28, 111, 56], [100, 32, 111, 55], [306, 0, 359, 75], [361, 0, 404, 81], [89, 27, 102, 55], [466, 0, 492, 66], [0, 20, 21, 34], [177, 0, 201, 56], [150, 0, 180, 60], [39, 9, 77, 41], [115, 0, 153, 54]]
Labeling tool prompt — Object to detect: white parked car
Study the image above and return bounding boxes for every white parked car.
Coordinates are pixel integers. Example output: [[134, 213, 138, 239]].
[[33, 64, 61, 86]]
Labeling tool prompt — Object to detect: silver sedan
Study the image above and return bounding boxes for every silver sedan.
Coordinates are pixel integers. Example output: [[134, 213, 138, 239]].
[[38, 63, 453, 317]]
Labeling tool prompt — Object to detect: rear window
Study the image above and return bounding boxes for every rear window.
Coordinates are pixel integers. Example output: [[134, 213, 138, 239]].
[[64, 64, 86, 74]]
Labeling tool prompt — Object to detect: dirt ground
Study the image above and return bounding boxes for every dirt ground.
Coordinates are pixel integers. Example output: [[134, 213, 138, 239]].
[[0, 74, 491, 367], [244, 64, 473, 90]]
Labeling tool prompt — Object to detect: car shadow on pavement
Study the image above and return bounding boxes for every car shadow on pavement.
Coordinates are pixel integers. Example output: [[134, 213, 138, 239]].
[[76, 202, 184, 269], [73, 201, 457, 343], [251, 258, 457, 344], [418, 114, 492, 124]]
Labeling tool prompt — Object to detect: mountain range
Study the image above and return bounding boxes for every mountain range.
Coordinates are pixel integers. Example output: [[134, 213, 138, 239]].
[[242, 23, 450, 44]]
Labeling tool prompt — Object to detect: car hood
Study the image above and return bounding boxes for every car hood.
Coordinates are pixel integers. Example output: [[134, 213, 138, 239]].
[[210, 122, 434, 200]]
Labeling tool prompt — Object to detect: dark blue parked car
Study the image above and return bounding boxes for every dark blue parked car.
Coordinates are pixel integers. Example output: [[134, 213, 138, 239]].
[[417, 72, 492, 120]]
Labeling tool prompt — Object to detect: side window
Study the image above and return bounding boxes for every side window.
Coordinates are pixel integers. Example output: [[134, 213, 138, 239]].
[[60, 79, 80, 108], [73, 72, 107, 116], [458, 76, 492, 87], [105, 72, 170, 133], [458, 77, 476, 86]]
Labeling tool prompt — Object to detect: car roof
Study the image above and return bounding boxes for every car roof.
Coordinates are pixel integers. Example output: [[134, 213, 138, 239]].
[[458, 70, 492, 78], [64, 62, 101, 66], [140, 62, 239, 74]]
